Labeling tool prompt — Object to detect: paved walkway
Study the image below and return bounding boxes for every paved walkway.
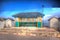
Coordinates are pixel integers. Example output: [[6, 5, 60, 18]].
[[0, 34, 60, 40]]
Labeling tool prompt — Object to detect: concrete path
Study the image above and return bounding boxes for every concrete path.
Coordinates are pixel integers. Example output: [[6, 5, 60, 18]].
[[0, 34, 60, 40]]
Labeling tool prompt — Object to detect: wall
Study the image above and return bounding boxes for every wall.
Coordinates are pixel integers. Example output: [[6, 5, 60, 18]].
[[50, 18, 59, 30], [15, 17, 42, 22], [21, 18, 37, 22], [37, 17, 42, 22], [6, 19, 12, 27], [0, 21, 4, 28]]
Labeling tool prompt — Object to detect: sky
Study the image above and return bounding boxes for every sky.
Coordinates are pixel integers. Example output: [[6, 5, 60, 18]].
[[0, 0, 60, 20]]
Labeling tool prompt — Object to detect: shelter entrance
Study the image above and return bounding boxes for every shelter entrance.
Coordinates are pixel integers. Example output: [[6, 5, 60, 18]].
[[19, 22, 37, 27], [16, 22, 37, 27]]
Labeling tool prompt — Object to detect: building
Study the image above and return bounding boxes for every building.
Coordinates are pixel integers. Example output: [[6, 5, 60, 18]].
[[5, 18, 15, 28], [0, 17, 15, 28], [13, 12, 44, 28], [48, 16, 60, 30], [0, 18, 6, 28]]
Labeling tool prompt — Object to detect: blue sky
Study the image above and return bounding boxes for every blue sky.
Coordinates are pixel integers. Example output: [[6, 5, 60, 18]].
[[0, 0, 60, 20]]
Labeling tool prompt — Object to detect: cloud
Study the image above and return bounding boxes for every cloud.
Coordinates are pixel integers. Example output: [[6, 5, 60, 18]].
[[43, 8, 60, 15], [43, 15, 52, 20], [21, 9, 42, 12], [42, 15, 52, 26]]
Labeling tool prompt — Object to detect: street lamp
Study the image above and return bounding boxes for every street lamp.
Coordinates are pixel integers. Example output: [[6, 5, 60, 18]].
[[42, 5, 44, 27]]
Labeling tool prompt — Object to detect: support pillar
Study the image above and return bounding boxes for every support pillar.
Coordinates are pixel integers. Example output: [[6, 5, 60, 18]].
[[15, 17, 21, 27], [37, 17, 42, 28]]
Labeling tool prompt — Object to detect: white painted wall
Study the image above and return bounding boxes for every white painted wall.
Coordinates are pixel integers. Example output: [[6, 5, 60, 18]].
[[5, 19, 15, 27], [0, 19, 15, 28], [50, 18, 59, 29], [5, 19, 11, 27], [0, 21, 4, 28]]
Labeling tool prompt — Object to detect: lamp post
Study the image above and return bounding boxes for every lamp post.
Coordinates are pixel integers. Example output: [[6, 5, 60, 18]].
[[42, 5, 44, 27]]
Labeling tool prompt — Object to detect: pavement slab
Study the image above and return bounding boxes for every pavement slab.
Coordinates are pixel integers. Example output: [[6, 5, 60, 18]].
[[0, 34, 60, 40]]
